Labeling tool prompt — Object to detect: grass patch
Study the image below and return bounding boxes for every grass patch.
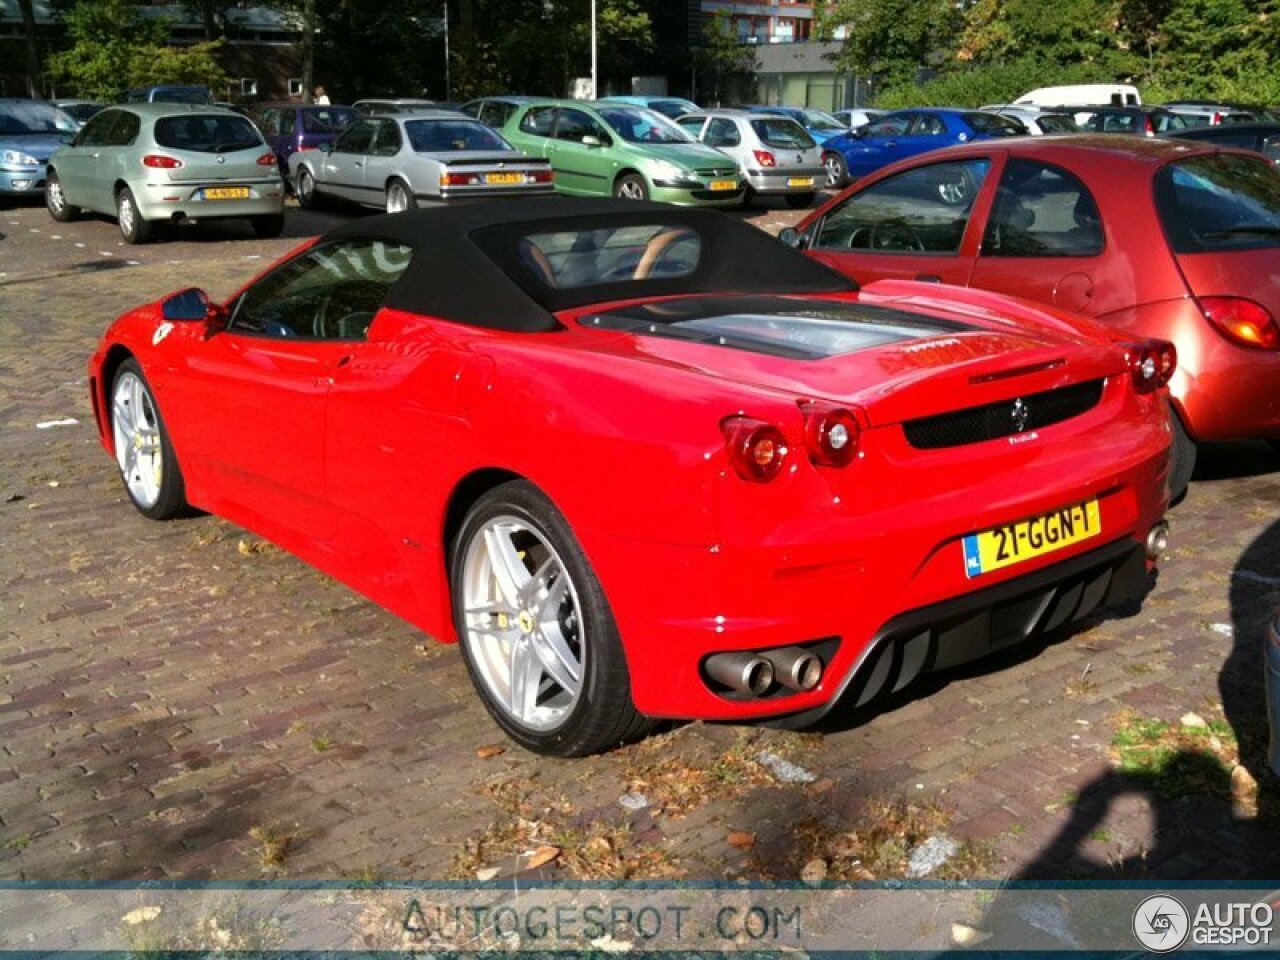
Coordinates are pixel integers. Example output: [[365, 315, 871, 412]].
[[1109, 709, 1237, 799], [247, 824, 298, 871]]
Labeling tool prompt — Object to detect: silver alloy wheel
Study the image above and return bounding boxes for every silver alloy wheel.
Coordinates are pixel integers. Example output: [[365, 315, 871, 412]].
[[617, 179, 646, 199], [48, 175, 65, 213], [823, 154, 844, 188], [297, 169, 313, 203], [386, 181, 409, 213], [117, 192, 135, 235], [460, 515, 585, 731], [111, 371, 163, 509]]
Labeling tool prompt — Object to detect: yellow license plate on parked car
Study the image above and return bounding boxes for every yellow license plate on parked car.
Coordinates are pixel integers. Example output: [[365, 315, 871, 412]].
[[485, 173, 523, 185], [962, 500, 1101, 578], [787, 177, 815, 188], [203, 187, 250, 200], [709, 179, 737, 191]]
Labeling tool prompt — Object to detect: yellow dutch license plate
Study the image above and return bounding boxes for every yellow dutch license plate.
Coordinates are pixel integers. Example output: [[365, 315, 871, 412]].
[[787, 176, 814, 188], [962, 500, 1101, 578], [485, 173, 523, 185], [204, 187, 250, 200], [709, 179, 737, 191]]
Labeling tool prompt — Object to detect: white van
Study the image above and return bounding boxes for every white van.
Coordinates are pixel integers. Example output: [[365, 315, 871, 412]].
[[1014, 84, 1141, 108]]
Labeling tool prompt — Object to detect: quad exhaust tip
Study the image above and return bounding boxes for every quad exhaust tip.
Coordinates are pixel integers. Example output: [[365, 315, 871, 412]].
[[1146, 520, 1170, 559]]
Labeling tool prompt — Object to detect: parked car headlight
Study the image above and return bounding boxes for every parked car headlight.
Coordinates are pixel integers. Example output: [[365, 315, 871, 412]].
[[649, 159, 700, 187], [1, 150, 38, 165]]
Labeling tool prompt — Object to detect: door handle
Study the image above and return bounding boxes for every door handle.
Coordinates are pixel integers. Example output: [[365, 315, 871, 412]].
[[915, 274, 942, 283]]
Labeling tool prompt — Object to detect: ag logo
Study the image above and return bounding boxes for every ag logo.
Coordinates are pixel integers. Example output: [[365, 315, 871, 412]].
[[1133, 895, 1190, 952]]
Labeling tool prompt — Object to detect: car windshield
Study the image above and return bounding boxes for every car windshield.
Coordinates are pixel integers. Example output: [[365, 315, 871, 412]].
[[153, 114, 262, 152], [302, 107, 356, 133], [59, 103, 103, 123], [749, 117, 815, 149], [799, 109, 843, 131], [406, 118, 511, 152], [596, 107, 693, 144], [517, 223, 703, 287], [964, 112, 1025, 136], [646, 100, 697, 119], [1156, 154, 1280, 252], [0, 101, 66, 134]]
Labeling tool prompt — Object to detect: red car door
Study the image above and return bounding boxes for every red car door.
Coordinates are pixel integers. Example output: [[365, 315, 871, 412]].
[[966, 157, 1117, 317], [807, 154, 1000, 286]]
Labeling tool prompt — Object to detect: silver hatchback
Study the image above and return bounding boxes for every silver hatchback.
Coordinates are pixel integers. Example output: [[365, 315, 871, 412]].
[[676, 109, 823, 208], [46, 103, 284, 243]]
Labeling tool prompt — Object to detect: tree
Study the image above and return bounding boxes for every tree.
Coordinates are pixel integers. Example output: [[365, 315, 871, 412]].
[[180, 0, 236, 40], [818, 0, 963, 88], [693, 9, 757, 106], [18, 0, 39, 97]]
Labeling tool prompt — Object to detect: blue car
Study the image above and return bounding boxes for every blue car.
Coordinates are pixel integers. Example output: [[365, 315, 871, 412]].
[[595, 96, 699, 120], [820, 108, 1024, 188], [0, 99, 73, 199], [742, 105, 846, 145]]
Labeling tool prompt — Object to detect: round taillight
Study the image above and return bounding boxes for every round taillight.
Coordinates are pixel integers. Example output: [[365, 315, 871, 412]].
[[799, 401, 860, 467], [721, 416, 789, 483], [1123, 339, 1177, 394]]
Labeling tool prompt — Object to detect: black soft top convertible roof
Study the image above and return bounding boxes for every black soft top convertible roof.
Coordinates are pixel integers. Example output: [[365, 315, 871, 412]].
[[326, 198, 856, 332]]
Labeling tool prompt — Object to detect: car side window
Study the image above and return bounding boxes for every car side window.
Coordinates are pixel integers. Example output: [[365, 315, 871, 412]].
[[104, 112, 140, 146], [815, 158, 992, 254], [371, 119, 402, 156], [862, 115, 909, 138], [555, 108, 605, 143], [519, 106, 556, 138], [76, 110, 119, 147], [706, 117, 740, 147], [334, 120, 375, 153], [228, 239, 414, 341], [982, 159, 1104, 258], [908, 114, 945, 136], [1263, 135, 1280, 162]]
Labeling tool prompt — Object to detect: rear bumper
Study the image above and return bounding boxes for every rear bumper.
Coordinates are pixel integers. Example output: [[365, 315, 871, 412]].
[[434, 184, 558, 202], [1267, 613, 1280, 777], [745, 169, 822, 194], [132, 177, 285, 221]]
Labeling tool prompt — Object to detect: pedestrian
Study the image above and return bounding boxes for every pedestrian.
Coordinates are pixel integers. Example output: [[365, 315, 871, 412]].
[[314, 85, 330, 105]]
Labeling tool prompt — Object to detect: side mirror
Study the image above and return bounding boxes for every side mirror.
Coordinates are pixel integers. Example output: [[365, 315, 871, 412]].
[[162, 288, 212, 322], [778, 227, 807, 250]]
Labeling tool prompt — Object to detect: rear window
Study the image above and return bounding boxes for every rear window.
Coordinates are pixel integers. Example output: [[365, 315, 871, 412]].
[[154, 114, 262, 152], [749, 117, 815, 150], [302, 107, 356, 133], [405, 119, 509, 152], [1155, 154, 1280, 252], [963, 112, 1024, 136], [517, 224, 702, 288]]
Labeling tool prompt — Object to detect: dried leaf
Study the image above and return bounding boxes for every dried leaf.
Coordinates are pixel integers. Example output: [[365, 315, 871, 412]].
[[475, 867, 499, 881], [476, 744, 506, 759], [525, 845, 560, 869], [801, 858, 827, 884], [726, 830, 756, 850]]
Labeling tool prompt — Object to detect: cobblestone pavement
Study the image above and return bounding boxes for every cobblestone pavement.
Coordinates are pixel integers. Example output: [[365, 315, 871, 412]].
[[1, 195, 1277, 882]]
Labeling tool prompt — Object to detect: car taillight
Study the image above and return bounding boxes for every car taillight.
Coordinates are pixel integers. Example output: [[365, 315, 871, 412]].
[[721, 416, 788, 483], [441, 172, 481, 186], [1144, 115, 1155, 136], [530, 168, 554, 183], [754, 150, 776, 167], [1124, 339, 1177, 393], [142, 154, 182, 169], [799, 401, 860, 467], [1198, 296, 1280, 349], [257, 152, 277, 166], [1213, 111, 1223, 125]]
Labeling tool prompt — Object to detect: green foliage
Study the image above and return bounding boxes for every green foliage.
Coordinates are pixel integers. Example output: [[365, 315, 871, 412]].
[[695, 9, 759, 105], [875, 57, 1120, 108], [818, 0, 963, 88], [48, 0, 226, 100]]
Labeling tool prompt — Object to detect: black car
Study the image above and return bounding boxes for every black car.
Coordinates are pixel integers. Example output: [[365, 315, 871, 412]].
[[1171, 122, 1280, 164]]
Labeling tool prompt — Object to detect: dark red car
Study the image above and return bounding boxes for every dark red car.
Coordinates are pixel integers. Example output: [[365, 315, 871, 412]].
[[88, 200, 1172, 755], [789, 136, 1280, 496]]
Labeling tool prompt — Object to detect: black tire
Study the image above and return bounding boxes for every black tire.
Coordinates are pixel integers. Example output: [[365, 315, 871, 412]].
[[45, 169, 79, 222], [785, 191, 816, 210], [294, 167, 319, 209], [385, 178, 417, 213], [450, 480, 652, 756], [116, 187, 151, 244], [110, 359, 190, 520], [1170, 409, 1197, 506], [739, 184, 755, 209], [823, 151, 849, 189], [250, 213, 285, 238], [613, 172, 649, 201]]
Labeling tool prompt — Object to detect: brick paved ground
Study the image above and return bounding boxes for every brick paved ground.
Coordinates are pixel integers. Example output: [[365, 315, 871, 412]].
[[1, 196, 1277, 882]]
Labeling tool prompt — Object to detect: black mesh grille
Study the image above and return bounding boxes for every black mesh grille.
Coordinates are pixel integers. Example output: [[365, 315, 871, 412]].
[[902, 379, 1105, 450]]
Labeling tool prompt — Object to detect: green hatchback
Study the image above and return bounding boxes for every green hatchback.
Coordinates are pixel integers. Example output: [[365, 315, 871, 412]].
[[501, 100, 743, 206]]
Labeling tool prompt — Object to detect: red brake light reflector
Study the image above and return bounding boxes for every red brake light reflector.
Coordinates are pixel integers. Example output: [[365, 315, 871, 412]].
[[721, 416, 788, 483], [1123, 339, 1177, 394], [1198, 296, 1280, 349], [799, 401, 860, 467], [257, 151, 277, 166], [441, 172, 480, 186], [753, 150, 776, 168], [142, 154, 182, 169]]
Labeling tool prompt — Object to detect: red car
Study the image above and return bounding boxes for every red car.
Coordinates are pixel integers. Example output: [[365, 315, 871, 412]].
[[787, 136, 1280, 497], [89, 199, 1173, 755]]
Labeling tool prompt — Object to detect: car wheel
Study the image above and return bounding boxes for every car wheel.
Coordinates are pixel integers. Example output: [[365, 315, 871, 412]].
[[451, 480, 651, 756], [739, 184, 755, 209], [823, 151, 848, 189], [385, 178, 416, 214], [295, 167, 318, 209], [613, 173, 649, 201], [46, 170, 79, 222], [250, 213, 285, 238], [110, 359, 190, 520], [116, 187, 150, 244], [1170, 410, 1197, 505], [785, 191, 816, 210]]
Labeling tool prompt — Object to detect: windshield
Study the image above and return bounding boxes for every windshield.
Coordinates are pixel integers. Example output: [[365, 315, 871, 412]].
[[406, 118, 511, 152], [1155, 154, 1280, 251], [0, 101, 68, 135], [596, 106, 693, 144], [154, 114, 263, 153], [302, 107, 356, 133], [59, 103, 103, 123], [646, 99, 698, 119], [800, 109, 843, 131]]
